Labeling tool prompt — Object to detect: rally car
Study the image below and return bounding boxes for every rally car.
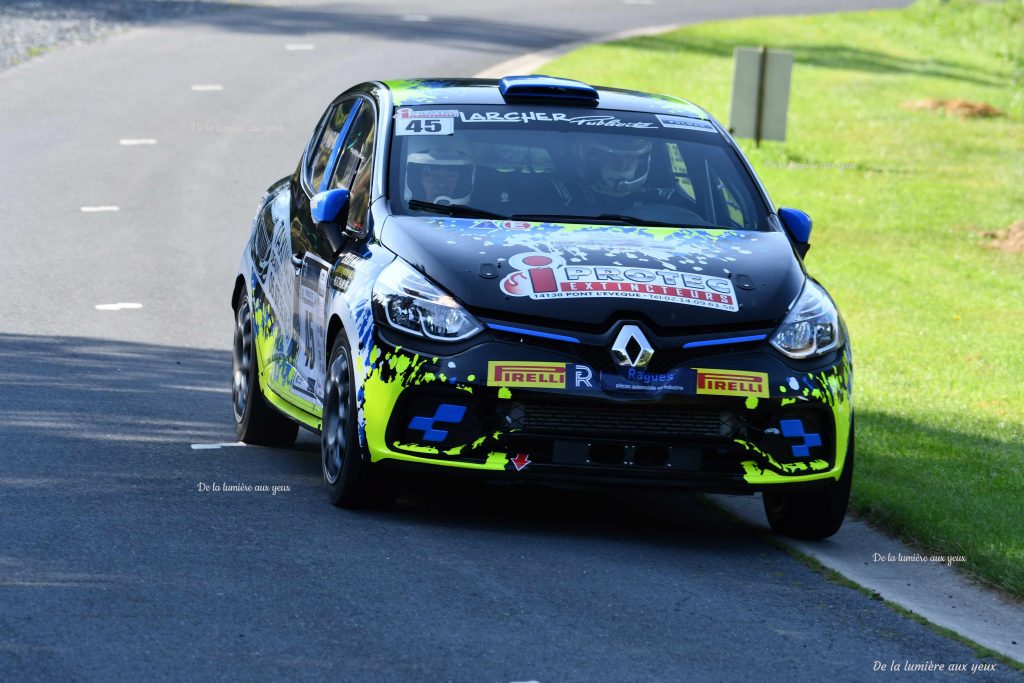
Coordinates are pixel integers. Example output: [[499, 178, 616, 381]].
[[230, 76, 853, 539]]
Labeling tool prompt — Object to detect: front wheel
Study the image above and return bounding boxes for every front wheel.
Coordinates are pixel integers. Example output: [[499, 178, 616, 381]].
[[321, 335, 396, 508], [232, 293, 298, 447], [762, 429, 854, 540]]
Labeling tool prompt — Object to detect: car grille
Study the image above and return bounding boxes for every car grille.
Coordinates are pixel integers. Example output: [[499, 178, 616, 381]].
[[505, 399, 739, 440]]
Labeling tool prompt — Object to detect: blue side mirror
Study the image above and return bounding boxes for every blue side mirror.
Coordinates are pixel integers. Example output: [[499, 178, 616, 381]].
[[311, 188, 350, 224], [778, 207, 813, 245]]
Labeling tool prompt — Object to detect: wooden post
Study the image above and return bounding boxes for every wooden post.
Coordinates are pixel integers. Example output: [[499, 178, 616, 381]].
[[754, 46, 768, 148]]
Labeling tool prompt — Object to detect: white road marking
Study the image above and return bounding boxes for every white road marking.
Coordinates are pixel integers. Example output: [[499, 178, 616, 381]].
[[165, 385, 231, 394], [95, 303, 143, 311], [401, 14, 431, 22], [190, 84, 224, 91], [191, 442, 247, 450], [285, 44, 316, 51], [119, 138, 157, 145], [80, 206, 119, 212]]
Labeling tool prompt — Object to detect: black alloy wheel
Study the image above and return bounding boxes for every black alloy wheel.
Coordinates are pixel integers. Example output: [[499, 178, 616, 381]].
[[322, 334, 396, 508], [232, 293, 298, 447]]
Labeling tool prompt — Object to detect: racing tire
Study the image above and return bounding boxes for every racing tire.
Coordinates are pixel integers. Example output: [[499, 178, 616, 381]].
[[762, 428, 854, 540], [321, 334, 396, 509], [232, 294, 299, 447]]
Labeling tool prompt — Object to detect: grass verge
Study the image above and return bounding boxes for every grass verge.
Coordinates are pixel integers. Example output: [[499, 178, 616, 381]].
[[542, 0, 1024, 595]]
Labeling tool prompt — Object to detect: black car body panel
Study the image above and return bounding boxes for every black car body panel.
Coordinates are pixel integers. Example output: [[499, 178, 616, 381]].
[[232, 77, 854, 519], [380, 216, 804, 331]]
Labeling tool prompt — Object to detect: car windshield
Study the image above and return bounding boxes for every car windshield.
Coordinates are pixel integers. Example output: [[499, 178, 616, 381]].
[[389, 104, 769, 230]]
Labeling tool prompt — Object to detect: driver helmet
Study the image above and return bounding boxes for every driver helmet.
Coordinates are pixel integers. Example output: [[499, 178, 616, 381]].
[[579, 135, 652, 198], [405, 136, 475, 205]]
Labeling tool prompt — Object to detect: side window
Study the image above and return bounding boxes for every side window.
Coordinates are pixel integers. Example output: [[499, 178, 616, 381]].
[[330, 103, 375, 233], [308, 100, 354, 192], [718, 183, 746, 227], [250, 200, 275, 278], [665, 143, 696, 202], [711, 168, 756, 229]]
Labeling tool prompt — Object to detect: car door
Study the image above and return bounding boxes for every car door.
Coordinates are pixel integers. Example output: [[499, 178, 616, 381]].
[[287, 95, 377, 411]]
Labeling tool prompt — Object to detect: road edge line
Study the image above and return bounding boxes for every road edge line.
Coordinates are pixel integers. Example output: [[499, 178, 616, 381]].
[[702, 493, 1024, 668]]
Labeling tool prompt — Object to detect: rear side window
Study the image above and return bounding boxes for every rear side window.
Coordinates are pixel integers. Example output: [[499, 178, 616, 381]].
[[706, 158, 762, 229], [665, 143, 696, 203], [308, 100, 355, 192], [329, 104, 376, 233]]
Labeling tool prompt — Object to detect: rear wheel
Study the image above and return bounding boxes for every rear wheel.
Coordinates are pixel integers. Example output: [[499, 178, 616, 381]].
[[322, 334, 396, 508], [762, 429, 854, 540], [232, 293, 298, 447]]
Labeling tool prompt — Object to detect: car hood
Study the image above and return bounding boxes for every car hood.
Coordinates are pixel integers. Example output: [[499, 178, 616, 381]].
[[379, 216, 805, 332]]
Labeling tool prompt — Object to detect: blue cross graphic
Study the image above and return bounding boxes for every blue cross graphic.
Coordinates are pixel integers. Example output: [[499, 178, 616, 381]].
[[779, 419, 822, 458], [408, 404, 467, 443]]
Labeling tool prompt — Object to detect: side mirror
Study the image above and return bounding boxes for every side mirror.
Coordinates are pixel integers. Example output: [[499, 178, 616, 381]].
[[311, 188, 350, 256], [778, 207, 812, 258]]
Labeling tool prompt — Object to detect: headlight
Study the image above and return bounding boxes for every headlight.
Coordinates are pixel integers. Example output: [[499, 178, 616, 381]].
[[372, 259, 483, 341], [770, 280, 844, 359]]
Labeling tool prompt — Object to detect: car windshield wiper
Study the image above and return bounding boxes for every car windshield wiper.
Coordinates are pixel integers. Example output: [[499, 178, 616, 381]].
[[595, 214, 689, 228], [510, 213, 687, 228], [408, 199, 507, 220]]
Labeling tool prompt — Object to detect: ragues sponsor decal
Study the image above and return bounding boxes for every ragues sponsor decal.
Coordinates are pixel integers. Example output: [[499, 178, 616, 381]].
[[488, 361, 566, 389], [694, 369, 769, 397], [601, 367, 686, 393], [499, 252, 738, 312]]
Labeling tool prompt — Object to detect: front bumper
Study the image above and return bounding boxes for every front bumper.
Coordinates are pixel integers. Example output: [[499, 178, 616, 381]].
[[358, 328, 852, 492]]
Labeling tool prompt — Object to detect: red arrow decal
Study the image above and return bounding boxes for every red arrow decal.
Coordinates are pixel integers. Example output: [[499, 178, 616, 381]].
[[510, 453, 531, 471]]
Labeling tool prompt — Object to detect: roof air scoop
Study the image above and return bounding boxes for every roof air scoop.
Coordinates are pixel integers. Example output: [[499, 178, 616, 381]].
[[498, 75, 599, 104]]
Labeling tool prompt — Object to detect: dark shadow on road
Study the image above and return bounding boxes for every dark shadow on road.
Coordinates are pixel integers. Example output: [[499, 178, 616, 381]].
[[390, 473, 756, 548], [208, 3, 583, 53], [617, 33, 1005, 87], [0, 333, 236, 449], [3, 0, 585, 56], [2, 0, 237, 24], [1, 333, 1013, 682], [0, 332, 748, 547]]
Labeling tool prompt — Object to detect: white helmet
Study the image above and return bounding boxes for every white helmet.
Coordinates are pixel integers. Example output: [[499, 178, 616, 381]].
[[579, 135, 652, 198], [405, 136, 475, 205]]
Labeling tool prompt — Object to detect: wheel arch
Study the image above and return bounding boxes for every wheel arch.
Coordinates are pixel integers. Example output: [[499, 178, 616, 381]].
[[231, 274, 247, 311], [326, 314, 345, 363]]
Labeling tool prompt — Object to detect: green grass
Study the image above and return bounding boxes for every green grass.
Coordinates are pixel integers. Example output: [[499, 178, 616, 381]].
[[542, 0, 1024, 595]]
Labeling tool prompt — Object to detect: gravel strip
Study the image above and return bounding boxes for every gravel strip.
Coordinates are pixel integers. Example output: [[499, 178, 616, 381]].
[[0, 0, 258, 73]]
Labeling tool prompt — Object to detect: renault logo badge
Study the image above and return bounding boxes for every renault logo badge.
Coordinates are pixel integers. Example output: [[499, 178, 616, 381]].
[[611, 325, 654, 369]]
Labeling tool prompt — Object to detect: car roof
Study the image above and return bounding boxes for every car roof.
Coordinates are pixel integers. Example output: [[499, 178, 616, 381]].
[[382, 77, 713, 121]]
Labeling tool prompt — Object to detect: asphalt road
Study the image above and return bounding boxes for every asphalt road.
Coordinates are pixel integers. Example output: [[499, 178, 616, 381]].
[[3, 0, 1013, 680]]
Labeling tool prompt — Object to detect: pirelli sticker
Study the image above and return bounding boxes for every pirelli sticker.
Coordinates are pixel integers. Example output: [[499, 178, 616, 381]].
[[694, 369, 769, 398], [487, 361, 566, 389]]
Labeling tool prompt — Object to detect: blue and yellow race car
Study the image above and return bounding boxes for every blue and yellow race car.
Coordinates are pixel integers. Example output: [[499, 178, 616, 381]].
[[231, 76, 853, 539]]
